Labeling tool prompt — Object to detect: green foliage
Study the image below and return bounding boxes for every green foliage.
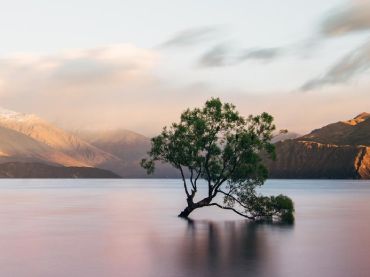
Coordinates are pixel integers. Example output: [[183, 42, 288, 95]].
[[141, 98, 294, 223], [242, 194, 295, 223]]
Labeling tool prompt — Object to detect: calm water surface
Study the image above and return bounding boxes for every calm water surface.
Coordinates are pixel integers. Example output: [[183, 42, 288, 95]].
[[0, 179, 369, 277]]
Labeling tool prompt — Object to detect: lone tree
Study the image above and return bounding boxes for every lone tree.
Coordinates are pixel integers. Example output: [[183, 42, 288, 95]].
[[141, 98, 294, 223]]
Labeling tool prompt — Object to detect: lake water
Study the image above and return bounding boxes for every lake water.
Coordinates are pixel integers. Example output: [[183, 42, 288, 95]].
[[0, 179, 370, 277]]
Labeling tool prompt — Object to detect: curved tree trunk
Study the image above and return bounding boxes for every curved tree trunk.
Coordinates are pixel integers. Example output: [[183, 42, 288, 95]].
[[178, 206, 195, 218], [178, 197, 212, 218]]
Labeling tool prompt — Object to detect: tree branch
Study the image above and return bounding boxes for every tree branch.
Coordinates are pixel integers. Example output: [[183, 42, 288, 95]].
[[208, 203, 255, 220], [194, 167, 201, 190], [189, 168, 196, 191], [178, 166, 190, 197], [211, 157, 239, 198], [204, 149, 213, 198], [217, 189, 249, 210]]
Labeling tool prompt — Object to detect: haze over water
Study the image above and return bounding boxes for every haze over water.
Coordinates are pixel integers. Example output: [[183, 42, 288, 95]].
[[0, 179, 369, 277]]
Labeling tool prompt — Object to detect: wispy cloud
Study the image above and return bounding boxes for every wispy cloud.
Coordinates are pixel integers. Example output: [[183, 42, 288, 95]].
[[298, 1, 370, 91], [1, 44, 370, 136], [240, 47, 282, 61], [160, 26, 221, 48], [301, 40, 370, 91], [321, 1, 370, 37], [198, 44, 231, 67], [198, 45, 283, 68], [0, 44, 158, 95], [0, 44, 164, 132]]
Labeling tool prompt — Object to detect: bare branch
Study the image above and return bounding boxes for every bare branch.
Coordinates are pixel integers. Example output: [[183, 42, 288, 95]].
[[212, 157, 239, 198], [217, 189, 250, 210], [208, 203, 255, 220], [204, 150, 213, 197], [189, 168, 196, 190], [179, 166, 190, 197], [194, 167, 201, 190]]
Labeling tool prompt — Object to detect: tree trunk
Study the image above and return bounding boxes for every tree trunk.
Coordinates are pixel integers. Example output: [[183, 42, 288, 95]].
[[178, 197, 212, 218], [178, 206, 195, 218]]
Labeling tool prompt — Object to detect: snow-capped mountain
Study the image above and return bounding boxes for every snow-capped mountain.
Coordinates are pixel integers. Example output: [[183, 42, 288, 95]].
[[0, 107, 178, 177], [0, 108, 121, 169]]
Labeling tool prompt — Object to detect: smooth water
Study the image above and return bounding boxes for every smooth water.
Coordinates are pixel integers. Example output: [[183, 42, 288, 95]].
[[0, 179, 370, 277]]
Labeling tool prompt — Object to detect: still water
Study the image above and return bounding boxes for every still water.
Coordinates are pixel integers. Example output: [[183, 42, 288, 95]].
[[0, 179, 369, 277]]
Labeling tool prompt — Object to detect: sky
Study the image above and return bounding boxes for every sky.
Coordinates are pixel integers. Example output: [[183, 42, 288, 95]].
[[0, 0, 369, 136]]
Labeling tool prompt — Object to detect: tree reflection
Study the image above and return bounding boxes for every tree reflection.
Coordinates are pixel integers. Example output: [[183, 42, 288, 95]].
[[174, 220, 293, 277]]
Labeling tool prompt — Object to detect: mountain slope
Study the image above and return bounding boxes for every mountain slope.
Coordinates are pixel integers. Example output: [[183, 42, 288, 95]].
[[0, 125, 89, 166], [300, 112, 370, 146], [79, 129, 179, 177], [267, 113, 370, 179], [0, 108, 180, 177], [271, 132, 301, 143], [80, 129, 150, 163], [0, 162, 120, 178], [0, 108, 121, 169]]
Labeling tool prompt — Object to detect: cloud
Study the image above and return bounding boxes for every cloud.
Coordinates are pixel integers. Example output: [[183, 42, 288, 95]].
[[240, 47, 282, 61], [299, 1, 370, 91], [0, 44, 166, 133], [198, 45, 283, 67], [198, 44, 231, 67], [301, 40, 370, 91], [0, 44, 158, 95], [1, 44, 369, 137], [321, 1, 370, 37], [161, 26, 221, 48]]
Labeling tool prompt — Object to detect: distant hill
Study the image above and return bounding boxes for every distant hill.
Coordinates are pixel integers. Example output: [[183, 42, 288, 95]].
[[0, 108, 121, 168], [0, 162, 119, 178], [0, 108, 124, 177], [300, 112, 370, 146], [267, 113, 370, 179], [0, 107, 179, 178], [79, 129, 179, 178], [271, 132, 301, 143]]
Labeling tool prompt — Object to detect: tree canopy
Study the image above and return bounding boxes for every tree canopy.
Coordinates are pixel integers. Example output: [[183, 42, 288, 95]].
[[141, 98, 294, 223]]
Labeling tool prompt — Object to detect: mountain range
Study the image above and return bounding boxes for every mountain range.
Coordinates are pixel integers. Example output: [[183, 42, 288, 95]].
[[77, 129, 178, 177], [267, 112, 370, 179], [0, 162, 119, 178], [0, 108, 177, 178], [0, 108, 369, 179]]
